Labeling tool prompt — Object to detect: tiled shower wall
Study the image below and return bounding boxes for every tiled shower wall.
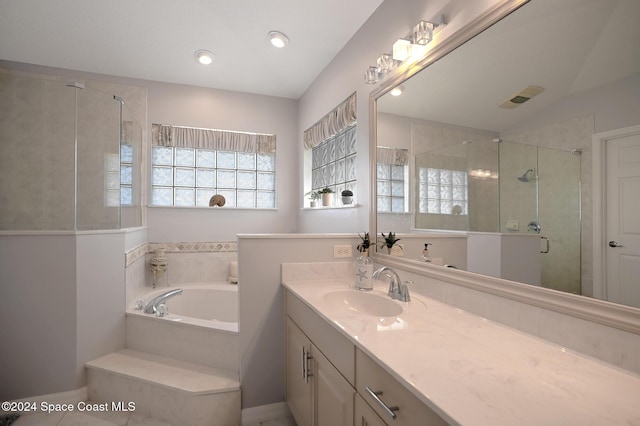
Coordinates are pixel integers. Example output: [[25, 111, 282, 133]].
[[125, 241, 238, 308], [501, 115, 593, 296], [0, 67, 147, 231]]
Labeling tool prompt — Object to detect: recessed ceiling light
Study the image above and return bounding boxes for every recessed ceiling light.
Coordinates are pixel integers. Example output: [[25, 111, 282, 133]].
[[390, 85, 404, 96], [195, 50, 214, 65], [269, 31, 289, 48]]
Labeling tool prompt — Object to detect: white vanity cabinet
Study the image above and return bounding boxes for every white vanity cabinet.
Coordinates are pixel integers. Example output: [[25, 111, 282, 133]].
[[286, 292, 356, 426], [356, 349, 448, 426], [286, 289, 448, 426]]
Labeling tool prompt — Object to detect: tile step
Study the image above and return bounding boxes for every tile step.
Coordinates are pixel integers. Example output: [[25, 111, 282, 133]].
[[86, 349, 239, 396]]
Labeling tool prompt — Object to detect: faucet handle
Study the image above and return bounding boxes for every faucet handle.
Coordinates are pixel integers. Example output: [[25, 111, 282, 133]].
[[399, 280, 412, 302]]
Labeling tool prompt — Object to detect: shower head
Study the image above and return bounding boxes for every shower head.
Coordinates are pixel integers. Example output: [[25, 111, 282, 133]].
[[517, 169, 535, 182]]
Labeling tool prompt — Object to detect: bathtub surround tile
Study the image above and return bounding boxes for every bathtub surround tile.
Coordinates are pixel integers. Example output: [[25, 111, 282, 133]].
[[148, 241, 237, 253], [124, 243, 148, 268], [163, 251, 237, 286], [125, 241, 238, 308], [87, 350, 240, 426], [126, 313, 239, 372]]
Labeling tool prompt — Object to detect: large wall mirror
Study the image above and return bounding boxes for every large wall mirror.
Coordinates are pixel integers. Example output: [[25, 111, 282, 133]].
[[371, 0, 640, 312]]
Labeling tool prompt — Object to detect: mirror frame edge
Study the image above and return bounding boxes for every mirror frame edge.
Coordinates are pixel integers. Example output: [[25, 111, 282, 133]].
[[368, 0, 640, 334]]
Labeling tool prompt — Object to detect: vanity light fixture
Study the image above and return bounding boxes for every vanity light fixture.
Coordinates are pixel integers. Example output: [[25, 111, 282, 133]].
[[413, 20, 435, 45], [269, 31, 289, 48], [365, 14, 446, 85], [377, 53, 397, 74], [390, 85, 404, 96], [195, 50, 215, 65], [365, 66, 379, 85], [392, 38, 412, 61]]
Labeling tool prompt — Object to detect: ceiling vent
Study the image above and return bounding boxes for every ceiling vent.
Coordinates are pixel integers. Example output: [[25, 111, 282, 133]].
[[499, 85, 544, 109]]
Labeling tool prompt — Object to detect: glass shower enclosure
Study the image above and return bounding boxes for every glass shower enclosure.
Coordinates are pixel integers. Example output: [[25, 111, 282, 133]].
[[498, 141, 582, 294], [413, 139, 582, 294], [0, 72, 142, 230]]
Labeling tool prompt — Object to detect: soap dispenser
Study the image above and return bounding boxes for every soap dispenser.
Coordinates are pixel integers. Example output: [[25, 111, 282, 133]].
[[422, 243, 432, 263]]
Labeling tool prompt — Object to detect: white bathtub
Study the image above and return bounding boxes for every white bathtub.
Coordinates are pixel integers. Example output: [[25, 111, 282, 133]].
[[126, 283, 238, 371], [128, 282, 238, 332]]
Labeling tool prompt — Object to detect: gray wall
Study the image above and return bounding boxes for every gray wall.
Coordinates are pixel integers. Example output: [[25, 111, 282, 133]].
[[145, 80, 300, 242], [238, 234, 361, 409]]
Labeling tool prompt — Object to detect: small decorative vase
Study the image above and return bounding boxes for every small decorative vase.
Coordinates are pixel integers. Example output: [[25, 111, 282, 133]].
[[354, 249, 373, 290], [388, 244, 404, 257], [321, 193, 333, 206], [310, 201, 317, 207], [342, 196, 353, 205]]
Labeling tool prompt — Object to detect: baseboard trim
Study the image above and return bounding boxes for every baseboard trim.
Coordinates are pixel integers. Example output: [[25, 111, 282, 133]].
[[241, 401, 291, 425], [11, 387, 88, 405]]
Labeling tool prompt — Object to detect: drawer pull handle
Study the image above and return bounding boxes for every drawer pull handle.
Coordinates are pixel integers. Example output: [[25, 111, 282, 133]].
[[365, 386, 399, 419], [301, 346, 313, 383]]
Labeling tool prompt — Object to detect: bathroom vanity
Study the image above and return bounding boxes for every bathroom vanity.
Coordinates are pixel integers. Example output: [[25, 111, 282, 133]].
[[282, 267, 640, 425]]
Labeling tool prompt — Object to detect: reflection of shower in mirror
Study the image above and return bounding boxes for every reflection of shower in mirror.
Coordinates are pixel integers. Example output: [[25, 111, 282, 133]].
[[517, 169, 535, 182]]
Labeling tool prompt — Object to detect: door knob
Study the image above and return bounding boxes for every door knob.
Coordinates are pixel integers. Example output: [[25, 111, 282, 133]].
[[609, 241, 623, 248]]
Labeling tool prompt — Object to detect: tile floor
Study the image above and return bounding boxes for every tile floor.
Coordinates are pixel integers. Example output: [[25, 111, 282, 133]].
[[10, 410, 296, 426]]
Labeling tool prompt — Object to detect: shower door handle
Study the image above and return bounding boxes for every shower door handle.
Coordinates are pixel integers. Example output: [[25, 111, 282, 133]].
[[540, 236, 550, 253], [608, 241, 623, 248]]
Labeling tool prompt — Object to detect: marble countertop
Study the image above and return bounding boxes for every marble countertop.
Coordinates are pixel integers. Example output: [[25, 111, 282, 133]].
[[282, 279, 640, 426]]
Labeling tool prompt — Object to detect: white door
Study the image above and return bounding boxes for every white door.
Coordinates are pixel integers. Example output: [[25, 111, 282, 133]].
[[605, 129, 640, 307]]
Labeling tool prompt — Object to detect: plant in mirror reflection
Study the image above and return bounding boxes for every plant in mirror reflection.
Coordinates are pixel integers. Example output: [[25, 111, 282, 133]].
[[381, 232, 401, 249]]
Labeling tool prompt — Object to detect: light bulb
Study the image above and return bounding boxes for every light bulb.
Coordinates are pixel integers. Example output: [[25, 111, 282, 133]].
[[195, 50, 214, 65], [269, 31, 289, 48]]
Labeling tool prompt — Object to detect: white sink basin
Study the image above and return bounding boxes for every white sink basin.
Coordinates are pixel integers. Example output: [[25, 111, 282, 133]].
[[323, 290, 403, 317]]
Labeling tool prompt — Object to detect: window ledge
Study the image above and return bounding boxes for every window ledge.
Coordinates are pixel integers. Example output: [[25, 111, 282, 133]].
[[302, 204, 360, 211], [148, 205, 278, 211]]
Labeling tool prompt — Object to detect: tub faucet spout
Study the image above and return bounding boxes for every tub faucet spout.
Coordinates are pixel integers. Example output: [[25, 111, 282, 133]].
[[143, 288, 183, 314]]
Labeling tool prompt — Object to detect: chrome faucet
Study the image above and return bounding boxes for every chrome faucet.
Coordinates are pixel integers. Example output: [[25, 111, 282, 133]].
[[373, 267, 410, 302], [143, 288, 183, 315]]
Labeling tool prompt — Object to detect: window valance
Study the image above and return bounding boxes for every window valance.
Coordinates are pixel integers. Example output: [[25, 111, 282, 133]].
[[377, 146, 409, 166], [151, 124, 276, 154], [303, 93, 356, 149]]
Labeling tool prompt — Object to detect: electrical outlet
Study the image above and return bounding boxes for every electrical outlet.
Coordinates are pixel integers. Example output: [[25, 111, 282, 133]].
[[333, 244, 353, 258]]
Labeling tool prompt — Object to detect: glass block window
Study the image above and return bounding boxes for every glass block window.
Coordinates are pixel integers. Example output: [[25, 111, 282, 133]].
[[377, 164, 407, 213], [151, 146, 276, 208], [311, 125, 357, 198], [120, 144, 133, 205], [418, 167, 468, 215]]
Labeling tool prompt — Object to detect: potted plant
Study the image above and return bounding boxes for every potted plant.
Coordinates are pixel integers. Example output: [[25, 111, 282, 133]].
[[356, 232, 370, 253], [341, 189, 353, 205], [381, 232, 403, 256], [320, 187, 334, 206], [305, 190, 321, 207]]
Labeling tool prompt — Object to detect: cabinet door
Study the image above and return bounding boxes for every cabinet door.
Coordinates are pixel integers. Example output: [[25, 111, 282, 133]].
[[313, 345, 355, 426], [355, 394, 387, 426], [286, 318, 313, 426]]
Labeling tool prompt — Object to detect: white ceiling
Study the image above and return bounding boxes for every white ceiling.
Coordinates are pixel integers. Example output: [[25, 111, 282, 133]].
[[377, 0, 640, 133], [0, 0, 384, 99]]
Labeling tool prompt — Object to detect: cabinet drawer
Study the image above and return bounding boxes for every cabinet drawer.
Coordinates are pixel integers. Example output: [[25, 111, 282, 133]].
[[356, 349, 448, 426], [287, 290, 355, 385], [355, 394, 387, 426]]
